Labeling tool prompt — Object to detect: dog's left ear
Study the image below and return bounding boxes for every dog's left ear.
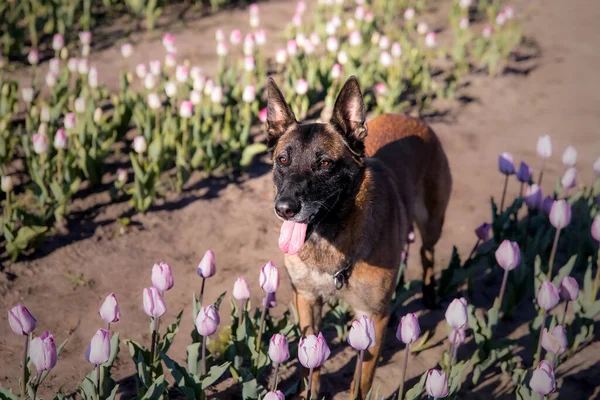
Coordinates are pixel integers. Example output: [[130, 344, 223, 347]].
[[266, 77, 297, 151], [330, 76, 367, 157]]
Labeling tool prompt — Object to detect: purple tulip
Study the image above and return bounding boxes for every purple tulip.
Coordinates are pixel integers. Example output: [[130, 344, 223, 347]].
[[445, 298, 468, 330], [348, 315, 376, 351], [495, 240, 520, 271], [541, 325, 567, 355], [498, 152, 515, 175], [195, 305, 220, 336], [549, 200, 571, 229], [298, 332, 331, 369], [561, 167, 577, 190], [86, 328, 111, 365], [592, 215, 600, 242], [233, 277, 251, 301], [542, 195, 554, 215], [593, 156, 600, 176], [396, 313, 420, 344], [562, 145, 577, 167], [29, 331, 57, 372], [537, 281, 560, 311], [99, 293, 120, 324], [263, 291, 277, 308], [151, 261, 174, 292], [524, 184, 542, 210], [517, 161, 532, 183], [426, 369, 449, 399], [268, 334, 290, 364], [475, 222, 491, 241], [197, 250, 216, 278], [530, 360, 555, 395], [559, 276, 579, 301], [8, 304, 37, 335], [259, 261, 280, 293], [263, 391, 285, 400], [143, 287, 166, 318]]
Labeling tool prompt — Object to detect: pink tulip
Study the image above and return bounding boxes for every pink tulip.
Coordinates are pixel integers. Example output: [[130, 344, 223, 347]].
[[86, 328, 111, 365], [537, 136, 552, 159], [445, 298, 468, 330], [562, 145, 577, 167], [99, 293, 120, 324], [269, 334, 290, 364], [33, 133, 49, 154], [426, 369, 449, 399], [530, 360, 555, 395], [28, 50, 39, 65], [397, 313, 420, 344], [375, 83, 387, 95], [592, 215, 600, 242], [53, 129, 67, 149], [331, 63, 342, 79], [175, 65, 189, 83], [475, 222, 491, 241], [121, 43, 133, 58], [495, 240, 520, 271], [232, 277, 251, 301], [8, 304, 37, 335], [404, 8, 415, 20], [537, 281, 559, 311], [449, 328, 466, 346], [424, 32, 436, 48], [151, 261, 174, 292], [541, 325, 567, 355], [391, 42, 402, 58], [195, 305, 220, 336], [348, 315, 376, 351], [260, 261, 280, 293], [29, 331, 57, 372], [561, 167, 577, 190], [52, 34, 64, 51], [258, 107, 268, 123], [549, 200, 571, 229], [79, 31, 92, 45], [162, 33, 176, 52], [143, 287, 166, 318], [197, 250, 216, 278], [525, 184, 542, 210], [243, 85, 256, 103], [230, 30, 242, 45], [559, 276, 579, 301], [179, 100, 193, 119], [263, 391, 285, 400], [498, 152, 515, 175], [298, 332, 331, 369], [133, 135, 147, 154], [255, 30, 267, 46], [482, 26, 493, 38], [287, 39, 298, 56]]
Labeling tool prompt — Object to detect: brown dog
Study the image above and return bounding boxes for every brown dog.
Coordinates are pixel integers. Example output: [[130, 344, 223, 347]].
[[267, 76, 452, 398]]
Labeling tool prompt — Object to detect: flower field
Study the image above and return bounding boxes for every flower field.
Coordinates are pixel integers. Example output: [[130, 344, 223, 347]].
[[1, 0, 600, 399]]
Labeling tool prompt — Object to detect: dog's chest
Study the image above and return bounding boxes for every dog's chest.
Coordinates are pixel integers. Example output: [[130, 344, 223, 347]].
[[284, 254, 339, 299]]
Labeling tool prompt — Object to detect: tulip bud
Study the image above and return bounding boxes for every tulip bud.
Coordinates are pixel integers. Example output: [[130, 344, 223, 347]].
[[144, 74, 157, 90], [449, 328, 466, 346], [516, 162, 532, 183], [29, 331, 57, 372], [258, 107, 268, 124], [195, 305, 220, 336], [162, 33, 176, 53], [64, 112, 76, 129], [233, 277, 251, 301], [325, 22, 336, 36], [295, 79, 308, 95], [530, 360, 556, 395], [495, 11, 506, 26], [40, 106, 51, 123], [560, 167, 577, 190], [79, 31, 92, 45], [190, 90, 202, 106], [197, 250, 216, 278], [562, 145, 577, 167], [68, 58, 78, 72], [8, 304, 37, 335], [99, 293, 120, 324], [263, 391, 285, 400], [309, 32, 320, 46], [88, 67, 98, 88], [230, 29, 242, 46], [326, 37, 339, 53], [426, 369, 449, 399], [136, 64, 147, 79], [116, 168, 127, 184], [1, 175, 14, 193], [143, 287, 166, 318], [504, 6, 514, 19], [133, 135, 147, 154], [86, 328, 111, 365], [243, 85, 256, 103], [379, 51, 393, 68], [28, 50, 39, 66], [152, 261, 174, 292], [165, 81, 177, 98], [74, 96, 86, 113], [495, 240, 520, 271], [348, 315, 376, 350], [148, 93, 161, 110], [269, 333, 290, 364], [287, 39, 298, 56], [78, 59, 89, 75], [244, 34, 255, 56], [537, 135, 552, 159], [292, 14, 302, 27], [275, 49, 287, 64], [549, 199, 571, 229], [204, 80, 214, 95], [93, 107, 103, 124], [378, 35, 390, 50], [559, 276, 579, 301], [46, 71, 58, 88], [459, 0, 471, 8], [459, 17, 469, 29], [179, 100, 193, 118], [121, 43, 133, 58], [175, 65, 189, 83], [537, 280, 559, 311], [52, 34, 65, 51], [541, 325, 567, 355], [542, 195, 553, 215], [49, 58, 60, 75], [498, 152, 515, 175], [22, 87, 34, 104], [404, 8, 415, 21], [396, 313, 420, 344], [260, 261, 280, 293], [424, 32, 436, 48], [525, 184, 542, 210], [417, 22, 429, 35], [243, 56, 255, 72], [391, 42, 402, 58], [53, 129, 67, 149], [210, 86, 223, 104], [331, 63, 342, 80], [348, 31, 363, 47], [482, 26, 494, 38], [475, 222, 491, 241], [33, 133, 49, 154], [445, 298, 468, 330], [298, 332, 331, 369], [337, 50, 349, 65]]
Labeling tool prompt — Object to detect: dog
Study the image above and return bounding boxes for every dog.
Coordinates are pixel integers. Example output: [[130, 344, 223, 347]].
[[266, 76, 452, 399]]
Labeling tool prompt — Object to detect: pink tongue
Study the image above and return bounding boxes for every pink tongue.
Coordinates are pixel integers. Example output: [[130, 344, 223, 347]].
[[279, 221, 308, 255]]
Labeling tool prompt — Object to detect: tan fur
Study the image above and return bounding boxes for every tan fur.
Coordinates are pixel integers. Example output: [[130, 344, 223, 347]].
[[286, 113, 452, 399]]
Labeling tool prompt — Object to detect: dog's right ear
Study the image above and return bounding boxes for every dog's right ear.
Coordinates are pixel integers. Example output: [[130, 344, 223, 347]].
[[266, 77, 297, 150]]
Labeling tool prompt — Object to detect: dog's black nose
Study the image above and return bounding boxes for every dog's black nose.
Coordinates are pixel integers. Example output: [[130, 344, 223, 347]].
[[275, 198, 301, 219]]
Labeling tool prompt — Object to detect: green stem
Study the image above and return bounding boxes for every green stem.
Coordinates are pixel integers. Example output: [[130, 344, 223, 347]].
[[467, 239, 481, 260], [201, 335, 207, 376], [592, 250, 600, 302], [307, 367, 314, 400], [548, 228, 561, 280], [271, 362, 280, 391], [21, 335, 28, 400], [500, 174, 509, 212], [398, 344, 410, 400], [498, 268, 510, 311], [353, 350, 364, 399], [96, 363, 101, 400], [538, 160, 545, 186], [199, 277, 206, 306], [534, 310, 547, 365], [560, 301, 569, 326], [255, 304, 267, 353]]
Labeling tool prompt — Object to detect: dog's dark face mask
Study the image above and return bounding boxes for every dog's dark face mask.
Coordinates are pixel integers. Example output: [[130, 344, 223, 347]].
[[266, 76, 368, 255]]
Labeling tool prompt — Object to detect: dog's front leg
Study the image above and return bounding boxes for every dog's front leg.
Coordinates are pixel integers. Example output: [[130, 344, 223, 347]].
[[294, 289, 323, 399], [350, 312, 390, 400]]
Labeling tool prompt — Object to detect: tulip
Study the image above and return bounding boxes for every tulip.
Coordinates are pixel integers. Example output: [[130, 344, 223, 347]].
[[74, 96, 86, 113], [210, 86, 223, 104], [495, 240, 520, 308], [86, 328, 111, 365], [88, 67, 98, 88], [482, 26, 493, 38], [45, 72, 57, 88], [560, 167, 577, 191], [257, 261, 280, 350], [287, 39, 298, 56], [255, 30, 267, 46], [33, 133, 48, 155], [459, 0, 471, 8], [22, 87, 34, 104], [536, 135, 552, 184], [196, 249, 215, 305], [497, 152, 515, 211], [449, 328, 466, 347], [258, 107, 268, 123], [193, 76, 205, 91], [9, 304, 36, 336], [541, 195, 553, 215], [136, 64, 147, 79], [495, 11, 506, 26], [52, 34, 64, 52], [535, 281, 560, 364], [559, 276, 578, 325], [64, 112, 76, 130], [299, 332, 331, 399], [162, 33, 176, 53], [269, 334, 290, 390], [459, 17, 469, 29], [425, 369, 449, 399], [179, 100, 193, 119], [133, 135, 147, 154], [337, 50, 349, 65], [348, 316, 376, 396], [230, 29, 242, 45], [144, 74, 157, 90], [49, 58, 60, 75], [331, 63, 342, 80], [296, 33, 307, 48], [547, 199, 571, 280], [380, 51, 393, 68], [404, 8, 415, 21], [445, 298, 468, 330], [1, 175, 13, 193], [326, 37, 339, 53], [349, 31, 363, 47], [175, 65, 189, 83], [54, 129, 67, 149], [562, 145, 577, 167], [391, 42, 402, 58], [243, 56, 255, 72], [244, 34, 255, 56], [147, 60, 161, 76], [68, 58, 79, 72], [525, 184, 542, 210], [78, 58, 89, 74], [165, 81, 177, 98], [504, 6, 514, 19], [40, 106, 50, 123], [196, 304, 219, 375], [417, 22, 429, 35], [264, 391, 285, 400], [517, 162, 532, 197], [164, 53, 176, 69], [592, 156, 600, 176], [148, 93, 161, 110], [30, 331, 57, 372], [468, 222, 491, 259], [541, 325, 567, 356], [28, 50, 39, 66], [424, 32, 436, 48], [242, 85, 256, 103], [365, 11, 374, 22], [379, 35, 390, 50], [275, 49, 287, 65], [120, 43, 133, 58], [396, 313, 420, 399], [143, 287, 165, 370], [375, 83, 387, 95], [152, 261, 174, 292], [116, 168, 127, 184], [530, 360, 555, 395], [79, 31, 92, 45], [99, 293, 120, 327]]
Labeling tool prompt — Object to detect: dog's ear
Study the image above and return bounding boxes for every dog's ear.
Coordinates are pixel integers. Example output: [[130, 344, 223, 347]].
[[330, 76, 367, 157], [266, 77, 297, 150]]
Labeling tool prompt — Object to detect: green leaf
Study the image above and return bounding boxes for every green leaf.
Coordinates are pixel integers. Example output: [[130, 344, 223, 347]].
[[0, 387, 19, 400], [161, 353, 201, 399], [201, 361, 231, 389], [404, 370, 427, 400], [240, 143, 267, 167], [551, 255, 577, 286], [186, 342, 202, 377], [140, 375, 168, 400], [159, 310, 183, 354]]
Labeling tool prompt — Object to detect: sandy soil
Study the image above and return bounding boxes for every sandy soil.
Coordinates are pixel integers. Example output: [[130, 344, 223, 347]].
[[1, 0, 600, 398]]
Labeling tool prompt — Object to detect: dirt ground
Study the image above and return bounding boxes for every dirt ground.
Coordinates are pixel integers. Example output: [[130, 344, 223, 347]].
[[1, 0, 600, 398]]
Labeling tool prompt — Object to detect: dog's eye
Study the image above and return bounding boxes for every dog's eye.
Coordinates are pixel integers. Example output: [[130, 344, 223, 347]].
[[279, 156, 288, 165], [320, 160, 330, 167]]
